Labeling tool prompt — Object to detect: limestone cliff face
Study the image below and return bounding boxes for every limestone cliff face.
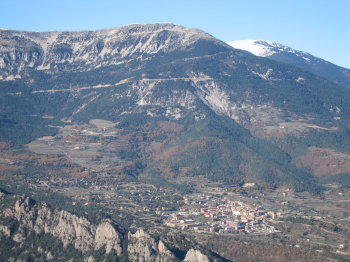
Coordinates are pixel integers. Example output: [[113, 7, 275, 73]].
[[1, 194, 122, 256], [95, 221, 122, 254], [184, 249, 210, 262], [127, 228, 178, 262], [127, 229, 214, 262], [0, 23, 226, 79]]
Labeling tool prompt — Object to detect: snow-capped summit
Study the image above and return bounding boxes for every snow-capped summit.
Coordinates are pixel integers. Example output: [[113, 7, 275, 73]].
[[228, 40, 279, 57], [228, 40, 350, 88], [228, 40, 311, 60]]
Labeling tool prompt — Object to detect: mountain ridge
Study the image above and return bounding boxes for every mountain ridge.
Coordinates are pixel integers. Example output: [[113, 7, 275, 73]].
[[0, 23, 228, 80], [228, 39, 350, 88]]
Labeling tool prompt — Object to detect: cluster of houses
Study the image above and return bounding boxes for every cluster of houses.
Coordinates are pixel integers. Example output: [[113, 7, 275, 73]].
[[165, 194, 279, 234]]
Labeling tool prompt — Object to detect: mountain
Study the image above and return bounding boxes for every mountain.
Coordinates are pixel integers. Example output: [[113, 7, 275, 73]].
[[228, 40, 350, 88], [1, 23, 350, 193], [2, 24, 350, 261], [0, 23, 225, 77]]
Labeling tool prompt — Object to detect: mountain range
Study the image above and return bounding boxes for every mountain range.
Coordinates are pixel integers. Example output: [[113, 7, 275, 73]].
[[1, 23, 350, 193]]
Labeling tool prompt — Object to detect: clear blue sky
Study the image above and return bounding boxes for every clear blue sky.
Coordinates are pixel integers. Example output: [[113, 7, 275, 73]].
[[1, 0, 349, 68]]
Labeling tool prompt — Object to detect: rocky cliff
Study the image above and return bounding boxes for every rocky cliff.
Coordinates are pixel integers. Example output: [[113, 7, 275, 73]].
[[0, 191, 122, 257], [128, 228, 178, 262], [0, 23, 226, 80], [0, 190, 225, 261]]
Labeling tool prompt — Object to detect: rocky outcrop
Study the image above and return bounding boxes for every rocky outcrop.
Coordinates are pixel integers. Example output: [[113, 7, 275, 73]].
[[127, 228, 222, 262], [95, 220, 122, 254], [184, 249, 210, 262], [127, 228, 178, 262], [2, 194, 122, 256]]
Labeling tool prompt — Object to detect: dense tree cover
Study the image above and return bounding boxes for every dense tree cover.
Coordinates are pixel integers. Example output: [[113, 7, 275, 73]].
[[142, 113, 323, 193], [319, 173, 350, 188]]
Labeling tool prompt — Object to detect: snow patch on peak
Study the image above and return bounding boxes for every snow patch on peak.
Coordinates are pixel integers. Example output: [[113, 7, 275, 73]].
[[228, 40, 280, 57], [228, 40, 315, 64]]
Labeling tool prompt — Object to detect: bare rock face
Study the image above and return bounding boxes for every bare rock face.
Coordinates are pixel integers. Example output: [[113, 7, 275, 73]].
[[127, 228, 178, 262], [94, 220, 122, 255], [0, 23, 222, 79], [51, 209, 96, 252], [128, 228, 157, 262], [184, 249, 210, 262], [0, 224, 11, 237], [2, 195, 122, 255]]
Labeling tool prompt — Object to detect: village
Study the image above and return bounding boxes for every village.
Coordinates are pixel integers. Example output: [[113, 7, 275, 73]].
[[164, 193, 280, 235], [1, 146, 283, 237], [7, 164, 281, 236]]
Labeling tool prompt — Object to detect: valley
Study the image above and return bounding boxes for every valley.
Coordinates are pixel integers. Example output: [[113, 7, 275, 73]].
[[1, 23, 350, 261], [1, 133, 350, 261]]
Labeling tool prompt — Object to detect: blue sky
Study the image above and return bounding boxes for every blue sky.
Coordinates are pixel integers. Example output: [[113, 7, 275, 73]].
[[1, 0, 349, 68]]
